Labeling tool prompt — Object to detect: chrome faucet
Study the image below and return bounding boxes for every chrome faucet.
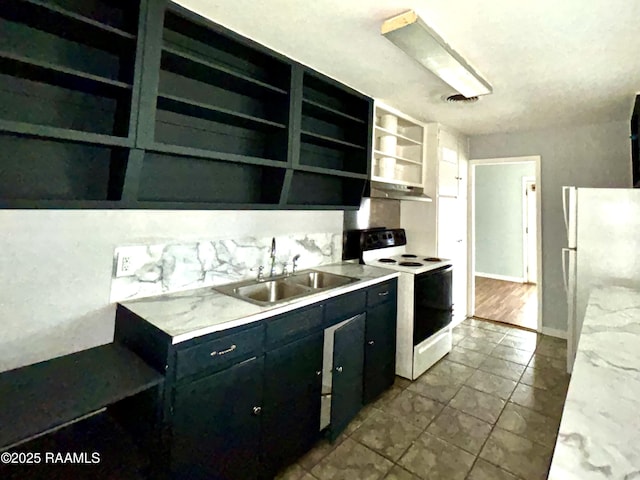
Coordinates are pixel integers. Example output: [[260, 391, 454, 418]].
[[269, 237, 276, 277], [292, 254, 300, 274]]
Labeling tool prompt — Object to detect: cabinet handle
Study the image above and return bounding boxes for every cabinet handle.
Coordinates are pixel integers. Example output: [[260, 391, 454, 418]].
[[335, 366, 343, 373], [252, 406, 262, 416], [316, 370, 322, 376], [378, 291, 389, 297], [210, 344, 237, 357], [368, 340, 375, 346]]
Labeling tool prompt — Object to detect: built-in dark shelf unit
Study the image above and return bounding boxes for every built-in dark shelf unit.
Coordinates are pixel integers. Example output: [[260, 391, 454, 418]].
[[0, 0, 373, 210]]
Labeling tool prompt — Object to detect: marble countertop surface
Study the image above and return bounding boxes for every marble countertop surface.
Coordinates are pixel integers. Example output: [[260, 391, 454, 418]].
[[119, 263, 399, 344], [548, 285, 640, 480]]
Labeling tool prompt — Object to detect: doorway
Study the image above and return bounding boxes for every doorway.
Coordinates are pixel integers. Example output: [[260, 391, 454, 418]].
[[467, 156, 542, 331]]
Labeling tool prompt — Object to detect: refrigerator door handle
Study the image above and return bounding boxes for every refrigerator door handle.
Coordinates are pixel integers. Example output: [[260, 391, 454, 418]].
[[562, 248, 570, 295], [562, 186, 570, 233]]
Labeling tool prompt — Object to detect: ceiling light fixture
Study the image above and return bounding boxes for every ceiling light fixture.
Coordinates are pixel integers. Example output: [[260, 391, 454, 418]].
[[381, 10, 492, 98]]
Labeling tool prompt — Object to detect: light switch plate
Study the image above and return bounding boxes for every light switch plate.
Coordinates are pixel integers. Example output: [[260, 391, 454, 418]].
[[114, 246, 147, 278]]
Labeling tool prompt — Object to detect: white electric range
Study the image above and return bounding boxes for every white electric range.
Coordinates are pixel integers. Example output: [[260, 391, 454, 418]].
[[345, 228, 454, 380]]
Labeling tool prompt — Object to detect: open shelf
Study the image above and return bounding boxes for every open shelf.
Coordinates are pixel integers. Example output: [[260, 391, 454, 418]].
[[299, 140, 368, 175], [286, 171, 366, 207], [301, 130, 365, 150], [157, 94, 286, 131], [0, 0, 137, 55], [137, 152, 285, 204], [0, 119, 132, 147], [162, 46, 286, 97], [163, 10, 290, 93], [370, 175, 423, 188], [294, 164, 368, 179], [0, 51, 132, 97], [302, 72, 369, 121], [374, 126, 422, 146], [373, 149, 422, 165], [0, 133, 129, 201], [302, 98, 365, 124]]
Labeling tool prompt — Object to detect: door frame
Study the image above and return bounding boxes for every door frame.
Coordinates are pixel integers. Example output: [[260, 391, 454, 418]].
[[522, 176, 537, 284], [467, 156, 542, 332]]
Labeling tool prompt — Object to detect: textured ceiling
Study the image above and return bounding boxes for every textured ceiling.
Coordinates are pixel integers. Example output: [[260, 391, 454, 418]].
[[175, 0, 640, 136]]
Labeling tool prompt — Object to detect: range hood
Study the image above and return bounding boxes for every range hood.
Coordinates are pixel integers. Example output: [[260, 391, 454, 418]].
[[368, 181, 433, 202]]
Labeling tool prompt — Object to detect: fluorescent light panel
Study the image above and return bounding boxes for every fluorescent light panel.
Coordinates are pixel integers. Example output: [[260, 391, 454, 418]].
[[382, 11, 492, 98]]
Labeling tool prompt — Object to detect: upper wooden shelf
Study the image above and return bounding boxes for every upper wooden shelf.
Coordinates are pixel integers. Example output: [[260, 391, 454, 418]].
[[0, 0, 136, 54], [302, 98, 365, 124], [0, 51, 133, 97], [162, 45, 288, 97], [374, 126, 422, 146]]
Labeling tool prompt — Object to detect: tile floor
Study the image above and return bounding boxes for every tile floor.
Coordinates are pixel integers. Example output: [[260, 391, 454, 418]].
[[277, 318, 570, 480]]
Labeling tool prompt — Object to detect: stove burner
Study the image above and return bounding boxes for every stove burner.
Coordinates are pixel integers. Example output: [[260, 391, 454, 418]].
[[399, 261, 423, 267], [401, 254, 418, 258], [378, 258, 397, 263], [424, 257, 442, 262]]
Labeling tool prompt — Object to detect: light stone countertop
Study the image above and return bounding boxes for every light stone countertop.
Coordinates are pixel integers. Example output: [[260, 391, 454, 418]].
[[119, 263, 400, 344], [548, 285, 640, 480]]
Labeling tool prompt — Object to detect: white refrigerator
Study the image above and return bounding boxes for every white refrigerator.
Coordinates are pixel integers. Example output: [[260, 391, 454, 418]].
[[562, 187, 640, 373]]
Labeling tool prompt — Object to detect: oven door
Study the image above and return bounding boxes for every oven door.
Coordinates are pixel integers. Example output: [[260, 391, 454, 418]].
[[413, 265, 453, 346]]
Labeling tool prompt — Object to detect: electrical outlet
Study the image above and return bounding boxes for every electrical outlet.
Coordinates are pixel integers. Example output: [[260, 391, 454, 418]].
[[114, 246, 147, 278]]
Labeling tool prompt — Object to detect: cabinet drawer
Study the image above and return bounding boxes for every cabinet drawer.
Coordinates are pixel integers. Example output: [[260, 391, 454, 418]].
[[324, 290, 366, 326], [266, 304, 323, 347], [367, 280, 397, 308], [175, 326, 264, 380]]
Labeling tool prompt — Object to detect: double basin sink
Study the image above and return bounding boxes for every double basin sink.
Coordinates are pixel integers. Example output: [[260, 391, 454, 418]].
[[215, 270, 359, 306]]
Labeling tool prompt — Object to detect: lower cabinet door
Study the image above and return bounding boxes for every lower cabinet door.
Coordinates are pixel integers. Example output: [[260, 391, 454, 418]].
[[171, 356, 264, 480], [330, 313, 365, 440], [363, 300, 397, 403], [261, 333, 323, 477]]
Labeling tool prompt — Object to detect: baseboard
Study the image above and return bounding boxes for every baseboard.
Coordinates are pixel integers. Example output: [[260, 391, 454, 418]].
[[475, 272, 525, 283], [541, 327, 568, 339]]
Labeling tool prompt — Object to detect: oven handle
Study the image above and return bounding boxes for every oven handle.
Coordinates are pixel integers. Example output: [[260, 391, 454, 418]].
[[416, 265, 453, 276]]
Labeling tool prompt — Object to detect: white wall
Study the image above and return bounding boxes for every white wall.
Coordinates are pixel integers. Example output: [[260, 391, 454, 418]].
[[0, 210, 343, 372], [475, 163, 536, 279], [470, 120, 631, 332]]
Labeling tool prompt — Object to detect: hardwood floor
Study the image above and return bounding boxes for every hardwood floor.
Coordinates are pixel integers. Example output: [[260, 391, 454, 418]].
[[474, 276, 537, 329]]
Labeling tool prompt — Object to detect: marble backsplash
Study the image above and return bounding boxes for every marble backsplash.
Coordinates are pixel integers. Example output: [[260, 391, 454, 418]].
[[110, 233, 342, 302]]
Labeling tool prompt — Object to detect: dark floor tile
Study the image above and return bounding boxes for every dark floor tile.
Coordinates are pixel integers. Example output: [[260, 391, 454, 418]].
[[382, 389, 445, 430], [310, 438, 393, 480], [479, 356, 527, 381], [527, 353, 566, 372], [299, 433, 347, 470], [510, 383, 566, 420], [506, 329, 539, 341], [467, 459, 519, 480], [458, 337, 498, 355], [351, 410, 422, 461], [467, 328, 507, 343], [407, 370, 464, 404], [534, 337, 567, 360], [473, 320, 513, 334], [428, 358, 476, 383], [398, 432, 475, 480], [425, 406, 492, 455], [448, 386, 506, 424], [445, 346, 488, 368], [465, 370, 517, 400], [496, 402, 560, 447], [344, 404, 378, 435], [499, 335, 539, 352], [490, 345, 533, 366], [384, 465, 421, 480], [519, 366, 570, 394], [275, 462, 307, 480], [480, 427, 553, 480], [393, 376, 412, 390]]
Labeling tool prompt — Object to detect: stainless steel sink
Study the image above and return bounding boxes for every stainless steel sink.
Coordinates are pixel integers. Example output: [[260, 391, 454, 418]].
[[233, 280, 309, 304], [287, 271, 358, 289], [214, 270, 359, 306]]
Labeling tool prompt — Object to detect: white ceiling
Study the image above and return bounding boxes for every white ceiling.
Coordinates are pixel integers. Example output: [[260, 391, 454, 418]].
[[175, 0, 640, 136]]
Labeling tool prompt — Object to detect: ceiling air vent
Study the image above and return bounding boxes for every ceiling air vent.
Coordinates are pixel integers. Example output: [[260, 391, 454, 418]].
[[445, 94, 479, 104]]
